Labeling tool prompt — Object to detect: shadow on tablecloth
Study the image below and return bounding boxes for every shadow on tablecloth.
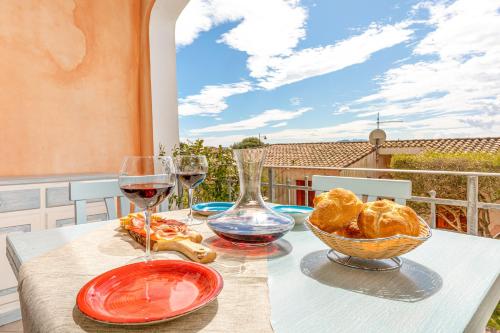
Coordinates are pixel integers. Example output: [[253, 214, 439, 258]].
[[204, 236, 292, 260], [72, 299, 219, 332], [300, 250, 442, 302]]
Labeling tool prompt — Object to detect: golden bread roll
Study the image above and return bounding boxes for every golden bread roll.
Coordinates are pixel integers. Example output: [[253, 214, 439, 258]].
[[357, 200, 420, 238], [309, 188, 363, 232], [313, 192, 328, 207], [334, 220, 364, 238]]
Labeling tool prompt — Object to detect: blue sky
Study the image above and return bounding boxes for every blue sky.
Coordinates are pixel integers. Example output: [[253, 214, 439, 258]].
[[175, 0, 500, 146]]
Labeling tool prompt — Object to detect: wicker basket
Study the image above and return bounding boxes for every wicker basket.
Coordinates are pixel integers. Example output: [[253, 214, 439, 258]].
[[305, 217, 431, 260]]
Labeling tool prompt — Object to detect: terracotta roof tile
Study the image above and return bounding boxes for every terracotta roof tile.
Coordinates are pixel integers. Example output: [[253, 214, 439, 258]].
[[264, 137, 500, 167], [265, 141, 373, 168], [380, 137, 500, 153]]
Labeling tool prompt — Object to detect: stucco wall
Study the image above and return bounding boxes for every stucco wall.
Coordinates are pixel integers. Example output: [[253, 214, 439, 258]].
[[0, 0, 154, 176]]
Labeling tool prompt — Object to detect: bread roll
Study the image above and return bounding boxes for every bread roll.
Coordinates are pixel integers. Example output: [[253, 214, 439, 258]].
[[357, 200, 420, 238], [313, 192, 328, 207], [309, 188, 363, 233], [334, 220, 364, 238]]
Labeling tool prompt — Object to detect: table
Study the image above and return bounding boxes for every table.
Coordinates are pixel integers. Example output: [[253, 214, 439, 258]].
[[7, 213, 500, 333]]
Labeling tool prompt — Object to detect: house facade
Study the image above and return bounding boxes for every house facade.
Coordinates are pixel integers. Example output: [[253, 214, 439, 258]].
[[263, 137, 500, 206]]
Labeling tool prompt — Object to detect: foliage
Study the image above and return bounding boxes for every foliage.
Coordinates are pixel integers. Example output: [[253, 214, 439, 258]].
[[488, 301, 500, 330], [231, 137, 265, 149], [390, 151, 500, 236], [161, 140, 239, 207]]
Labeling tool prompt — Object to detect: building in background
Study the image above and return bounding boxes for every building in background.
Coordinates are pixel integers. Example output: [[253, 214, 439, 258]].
[[264, 137, 500, 206]]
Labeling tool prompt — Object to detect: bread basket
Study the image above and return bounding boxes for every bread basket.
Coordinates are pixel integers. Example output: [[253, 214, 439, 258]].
[[305, 217, 431, 261]]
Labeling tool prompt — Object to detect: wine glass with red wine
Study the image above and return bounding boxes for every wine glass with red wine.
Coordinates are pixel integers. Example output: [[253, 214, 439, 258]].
[[174, 155, 208, 225], [119, 156, 176, 262]]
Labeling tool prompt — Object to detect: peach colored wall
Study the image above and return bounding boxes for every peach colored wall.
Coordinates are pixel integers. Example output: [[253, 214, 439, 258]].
[[0, 0, 154, 176]]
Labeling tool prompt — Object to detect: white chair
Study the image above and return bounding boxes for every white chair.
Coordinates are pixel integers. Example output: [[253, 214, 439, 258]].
[[311, 175, 412, 204], [69, 179, 131, 224]]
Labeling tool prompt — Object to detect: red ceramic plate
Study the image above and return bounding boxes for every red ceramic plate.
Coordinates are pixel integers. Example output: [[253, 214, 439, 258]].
[[76, 260, 223, 325]]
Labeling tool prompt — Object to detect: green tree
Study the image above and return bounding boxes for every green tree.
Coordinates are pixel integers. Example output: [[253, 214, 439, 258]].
[[488, 302, 500, 330], [231, 137, 265, 149], [390, 151, 500, 236], [161, 140, 239, 207]]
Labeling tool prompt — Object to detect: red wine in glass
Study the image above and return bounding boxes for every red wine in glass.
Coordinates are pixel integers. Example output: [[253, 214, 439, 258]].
[[212, 230, 288, 244], [120, 183, 175, 209], [174, 155, 208, 226], [118, 156, 176, 262], [177, 172, 207, 189]]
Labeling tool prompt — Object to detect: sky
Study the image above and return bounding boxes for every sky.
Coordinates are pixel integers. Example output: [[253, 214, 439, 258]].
[[175, 0, 500, 147]]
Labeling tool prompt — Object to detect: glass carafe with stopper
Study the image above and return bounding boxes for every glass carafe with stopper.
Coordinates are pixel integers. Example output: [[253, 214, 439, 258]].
[[207, 148, 294, 245]]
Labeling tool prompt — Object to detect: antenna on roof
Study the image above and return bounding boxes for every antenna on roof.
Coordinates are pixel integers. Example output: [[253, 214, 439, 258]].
[[370, 113, 404, 163], [375, 112, 403, 129]]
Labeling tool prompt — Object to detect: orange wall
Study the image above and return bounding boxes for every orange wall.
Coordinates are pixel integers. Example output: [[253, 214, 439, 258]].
[[0, 0, 154, 177]]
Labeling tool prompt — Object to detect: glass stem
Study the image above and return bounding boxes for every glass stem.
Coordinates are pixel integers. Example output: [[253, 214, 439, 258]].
[[144, 208, 152, 261], [188, 188, 194, 223]]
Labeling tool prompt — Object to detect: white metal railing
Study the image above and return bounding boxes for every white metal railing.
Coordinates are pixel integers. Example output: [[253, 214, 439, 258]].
[[261, 165, 500, 237]]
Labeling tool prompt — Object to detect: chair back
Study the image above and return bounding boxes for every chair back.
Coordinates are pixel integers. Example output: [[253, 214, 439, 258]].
[[69, 179, 131, 224], [311, 175, 412, 205]]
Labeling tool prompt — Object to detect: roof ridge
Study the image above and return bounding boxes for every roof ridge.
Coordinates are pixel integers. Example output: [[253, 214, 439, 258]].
[[384, 136, 500, 143], [269, 141, 370, 146], [268, 136, 500, 146]]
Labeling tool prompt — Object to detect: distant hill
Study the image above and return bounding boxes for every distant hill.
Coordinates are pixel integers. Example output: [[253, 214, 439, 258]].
[[336, 139, 368, 142]]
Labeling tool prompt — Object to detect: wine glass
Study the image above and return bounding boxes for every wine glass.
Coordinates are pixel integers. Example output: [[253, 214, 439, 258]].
[[175, 155, 208, 225], [119, 156, 176, 262]]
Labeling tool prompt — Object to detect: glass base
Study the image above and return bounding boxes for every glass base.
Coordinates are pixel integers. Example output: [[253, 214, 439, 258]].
[[181, 216, 204, 226], [127, 253, 170, 264], [204, 235, 293, 260]]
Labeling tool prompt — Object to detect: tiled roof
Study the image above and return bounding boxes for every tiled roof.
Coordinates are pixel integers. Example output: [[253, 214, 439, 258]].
[[264, 137, 500, 167], [380, 137, 500, 153], [264, 142, 373, 168]]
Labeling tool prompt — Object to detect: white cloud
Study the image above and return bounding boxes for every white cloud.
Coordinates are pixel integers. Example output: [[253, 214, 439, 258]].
[[190, 111, 500, 146], [178, 0, 500, 143], [271, 122, 288, 128], [189, 119, 373, 146], [387, 114, 500, 139], [264, 119, 374, 143], [333, 105, 350, 115], [216, 0, 307, 58], [459, 111, 500, 130], [176, 0, 214, 46], [190, 107, 311, 134], [190, 134, 248, 147], [177, 1, 412, 91], [178, 81, 252, 116], [256, 22, 414, 90], [176, 0, 307, 56], [290, 97, 302, 106], [349, 0, 500, 131]]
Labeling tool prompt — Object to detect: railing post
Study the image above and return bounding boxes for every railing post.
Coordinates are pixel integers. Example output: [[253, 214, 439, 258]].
[[428, 190, 436, 228], [268, 168, 274, 203], [466, 176, 479, 235], [286, 178, 291, 205], [305, 176, 309, 207]]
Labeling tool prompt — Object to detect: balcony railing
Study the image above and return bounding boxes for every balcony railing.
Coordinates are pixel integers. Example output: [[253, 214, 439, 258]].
[[259, 166, 500, 237]]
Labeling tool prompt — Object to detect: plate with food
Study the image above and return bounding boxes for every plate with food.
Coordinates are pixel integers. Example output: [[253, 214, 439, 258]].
[[192, 202, 234, 216], [306, 188, 431, 270], [272, 205, 313, 224], [77, 260, 223, 325], [120, 213, 216, 263]]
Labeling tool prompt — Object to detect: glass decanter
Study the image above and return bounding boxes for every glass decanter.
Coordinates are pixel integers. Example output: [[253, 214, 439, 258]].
[[207, 148, 294, 245]]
